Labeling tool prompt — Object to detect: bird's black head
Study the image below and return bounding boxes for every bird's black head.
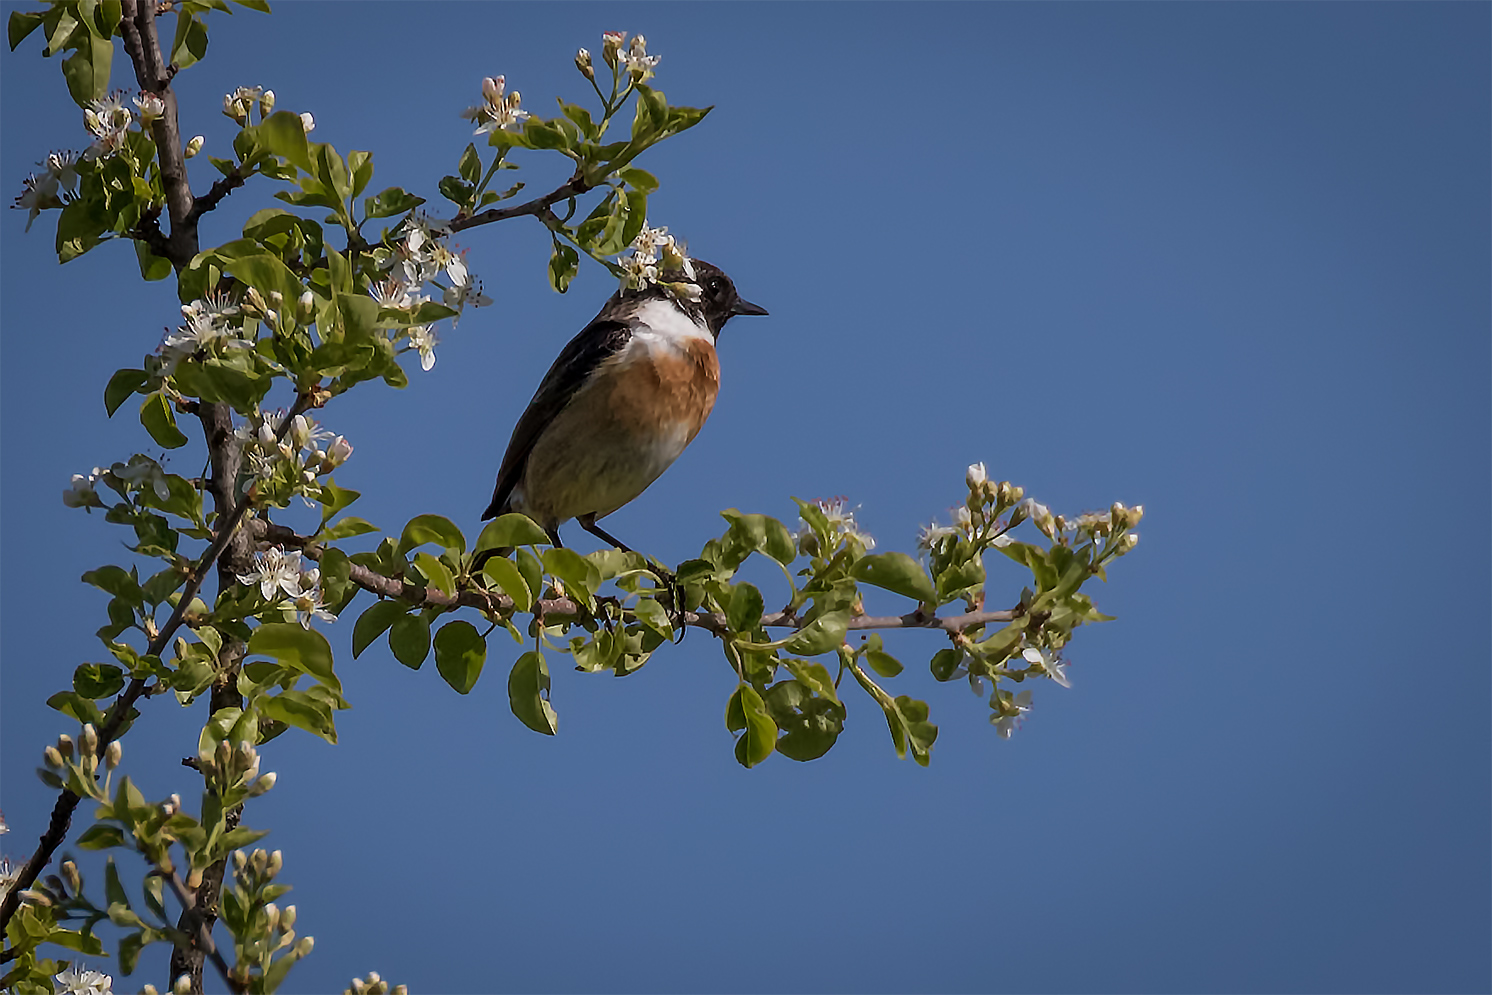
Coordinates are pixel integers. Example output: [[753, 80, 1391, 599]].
[[675, 258, 769, 337]]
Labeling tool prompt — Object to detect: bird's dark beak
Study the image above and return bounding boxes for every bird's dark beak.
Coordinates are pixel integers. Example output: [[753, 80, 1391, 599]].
[[731, 298, 769, 317]]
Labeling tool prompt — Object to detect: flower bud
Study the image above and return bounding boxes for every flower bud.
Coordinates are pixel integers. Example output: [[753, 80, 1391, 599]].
[[264, 902, 281, 932], [575, 47, 594, 78], [57, 734, 74, 759], [281, 904, 297, 929], [295, 936, 315, 957], [351, 981, 367, 995], [215, 740, 232, 772], [232, 850, 248, 872], [298, 290, 315, 319], [249, 771, 278, 797], [105, 740, 122, 769], [44, 746, 64, 769], [174, 973, 193, 994], [1129, 504, 1145, 526], [299, 112, 315, 133], [393, 986, 408, 995], [325, 436, 354, 469], [143, 985, 160, 995], [18, 889, 53, 907], [1123, 532, 1140, 551], [81, 723, 98, 756], [601, 30, 625, 67], [184, 135, 205, 158], [260, 89, 276, 116], [186, 866, 203, 889], [268, 850, 283, 877], [966, 462, 987, 490], [62, 860, 81, 893], [251, 848, 268, 876]]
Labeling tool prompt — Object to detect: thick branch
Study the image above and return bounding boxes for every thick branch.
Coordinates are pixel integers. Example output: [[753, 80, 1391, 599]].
[[120, 0, 196, 267], [159, 868, 243, 995], [276, 536, 1018, 636]]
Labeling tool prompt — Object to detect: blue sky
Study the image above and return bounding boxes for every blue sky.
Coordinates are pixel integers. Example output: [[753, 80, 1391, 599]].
[[3, 3, 1489, 993]]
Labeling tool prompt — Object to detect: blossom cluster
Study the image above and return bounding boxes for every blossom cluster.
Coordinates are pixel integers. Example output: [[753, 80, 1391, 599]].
[[461, 75, 530, 136], [797, 497, 876, 558], [378, 213, 491, 370], [237, 545, 336, 629], [601, 31, 660, 81], [234, 409, 353, 504], [63, 456, 172, 511], [12, 150, 78, 230], [617, 224, 695, 295], [158, 289, 257, 373]]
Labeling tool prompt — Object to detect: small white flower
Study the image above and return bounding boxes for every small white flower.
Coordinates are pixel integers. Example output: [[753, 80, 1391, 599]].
[[324, 436, 354, 469], [134, 91, 165, 125], [110, 459, 170, 501], [0, 854, 19, 901], [237, 547, 305, 600], [54, 964, 114, 995], [299, 112, 315, 133], [63, 468, 105, 509], [83, 92, 132, 158], [993, 690, 1033, 739], [622, 34, 661, 80], [811, 498, 875, 551], [954, 506, 973, 530], [429, 242, 468, 287], [628, 225, 673, 263], [407, 325, 438, 371], [1022, 646, 1071, 688], [292, 582, 337, 629], [917, 521, 957, 550], [460, 75, 530, 135], [617, 253, 659, 291], [371, 278, 416, 311], [966, 462, 987, 489]]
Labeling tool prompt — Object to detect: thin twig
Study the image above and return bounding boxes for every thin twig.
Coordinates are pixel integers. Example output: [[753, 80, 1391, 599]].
[[447, 173, 593, 234]]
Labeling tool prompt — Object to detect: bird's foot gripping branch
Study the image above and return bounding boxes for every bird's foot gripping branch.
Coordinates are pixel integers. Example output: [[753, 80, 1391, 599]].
[[4, 3, 1141, 994]]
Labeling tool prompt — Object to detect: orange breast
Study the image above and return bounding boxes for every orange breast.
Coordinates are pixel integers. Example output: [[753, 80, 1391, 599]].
[[608, 337, 720, 442]]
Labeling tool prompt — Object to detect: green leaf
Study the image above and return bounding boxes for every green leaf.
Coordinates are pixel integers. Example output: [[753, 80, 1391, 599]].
[[168, 10, 207, 69], [725, 684, 777, 768], [542, 547, 601, 599], [61, 32, 112, 106], [320, 516, 378, 541], [765, 678, 845, 762], [139, 392, 189, 449], [47, 690, 104, 726], [721, 510, 797, 565], [412, 551, 455, 597], [930, 647, 963, 681], [852, 552, 936, 605], [257, 689, 337, 743], [476, 513, 550, 550], [363, 186, 424, 220], [862, 633, 903, 678], [437, 175, 473, 206], [104, 856, 128, 909], [135, 240, 172, 281], [83, 564, 142, 605], [617, 167, 659, 194], [388, 612, 430, 669], [547, 240, 579, 293], [256, 111, 313, 172], [104, 368, 147, 416], [726, 582, 764, 633], [457, 143, 481, 184], [434, 620, 486, 694], [782, 611, 848, 656], [73, 663, 125, 699], [76, 824, 127, 850], [248, 622, 340, 695], [8, 10, 46, 50], [508, 650, 557, 734], [481, 556, 532, 613], [398, 513, 466, 555]]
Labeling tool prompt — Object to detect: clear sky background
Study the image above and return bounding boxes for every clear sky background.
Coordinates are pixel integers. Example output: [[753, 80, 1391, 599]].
[[3, 3, 1489, 993]]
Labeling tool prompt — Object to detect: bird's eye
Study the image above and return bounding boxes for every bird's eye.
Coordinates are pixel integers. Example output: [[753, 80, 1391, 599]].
[[706, 275, 725, 297]]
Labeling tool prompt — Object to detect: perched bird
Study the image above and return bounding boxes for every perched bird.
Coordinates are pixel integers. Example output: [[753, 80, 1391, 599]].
[[482, 257, 767, 552]]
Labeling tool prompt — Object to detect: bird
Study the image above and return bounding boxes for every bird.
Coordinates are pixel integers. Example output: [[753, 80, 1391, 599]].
[[481, 257, 767, 554]]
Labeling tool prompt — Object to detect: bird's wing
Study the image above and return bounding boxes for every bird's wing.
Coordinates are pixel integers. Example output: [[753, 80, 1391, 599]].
[[482, 318, 633, 520]]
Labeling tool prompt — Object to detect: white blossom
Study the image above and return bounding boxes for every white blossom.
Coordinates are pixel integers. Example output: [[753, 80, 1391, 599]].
[[63, 468, 105, 509], [460, 75, 530, 135], [407, 325, 438, 371], [299, 112, 315, 133], [83, 92, 131, 158], [1022, 646, 1070, 688], [54, 964, 113, 995], [237, 547, 305, 600], [622, 34, 661, 80], [109, 459, 170, 501], [917, 521, 957, 550], [993, 690, 1033, 739], [966, 462, 987, 489], [133, 91, 165, 124]]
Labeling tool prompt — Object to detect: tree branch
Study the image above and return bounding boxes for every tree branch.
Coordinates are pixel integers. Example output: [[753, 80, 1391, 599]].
[[158, 867, 244, 995], [266, 531, 1019, 636], [0, 397, 316, 936], [446, 173, 592, 234]]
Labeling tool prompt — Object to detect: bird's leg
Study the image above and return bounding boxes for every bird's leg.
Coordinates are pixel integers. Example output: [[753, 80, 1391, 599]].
[[578, 515, 687, 642]]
